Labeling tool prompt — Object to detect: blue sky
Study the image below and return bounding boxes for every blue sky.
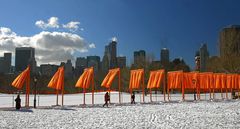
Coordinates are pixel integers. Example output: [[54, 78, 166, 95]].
[[0, 0, 240, 68]]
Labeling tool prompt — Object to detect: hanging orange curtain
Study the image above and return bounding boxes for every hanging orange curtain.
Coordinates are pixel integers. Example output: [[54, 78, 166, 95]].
[[167, 71, 183, 89], [75, 67, 94, 89], [48, 66, 64, 90], [101, 68, 119, 88], [233, 74, 238, 90], [198, 72, 212, 91], [12, 66, 30, 89], [213, 73, 222, 90], [238, 75, 240, 90], [183, 72, 199, 90], [226, 74, 232, 90], [147, 70, 164, 89], [129, 69, 144, 89]]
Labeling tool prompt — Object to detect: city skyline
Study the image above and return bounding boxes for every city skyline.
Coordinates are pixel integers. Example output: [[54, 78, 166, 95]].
[[1, 0, 240, 68]]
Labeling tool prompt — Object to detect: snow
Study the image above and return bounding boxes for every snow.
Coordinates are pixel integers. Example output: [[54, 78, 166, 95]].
[[0, 92, 240, 129]]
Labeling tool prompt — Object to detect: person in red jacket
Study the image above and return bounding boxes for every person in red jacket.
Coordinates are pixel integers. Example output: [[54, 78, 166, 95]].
[[103, 92, 110, 107]]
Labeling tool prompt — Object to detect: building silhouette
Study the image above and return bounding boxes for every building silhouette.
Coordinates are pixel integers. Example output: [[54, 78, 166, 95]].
[[161, 48, 169, 62], [87, 56, 100, 72], [0, 53, 12, 74], [220, 25, 240, 57], [75, 57, 87, 76], [134, 50, 146, 66], [117, 56, 126, 68], [40, 64, 58, 76], [199, 44, 209, 72], [65, 60, 73, 78], [15, 47, 36, 72], [104, 39, 117, 69]]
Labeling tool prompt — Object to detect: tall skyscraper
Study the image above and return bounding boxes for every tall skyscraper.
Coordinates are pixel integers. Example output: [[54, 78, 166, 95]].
[[134, 50, 146, 65], [75, 57, 87, 76], [220, 25, 240, 57], [102, 54, 109, 72], [0, 53, 12, 73], [76, 57, 87, 69], [103, 38, 117, 69], [117, 56, 126, 68], [199, 44, 209, 72], [161, 48, 169, 62], [87, 56, 100, 72], [15, 47, 35, 72], [65, 60, 73, 78]]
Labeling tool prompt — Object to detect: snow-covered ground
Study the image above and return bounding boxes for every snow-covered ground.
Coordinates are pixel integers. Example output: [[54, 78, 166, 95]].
[[0, 92, 239, 129]]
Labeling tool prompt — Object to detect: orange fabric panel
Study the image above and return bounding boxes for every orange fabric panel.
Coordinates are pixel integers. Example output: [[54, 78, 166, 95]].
[[56, 67, 64, 90], [129, 69, 144, 89], [167, 71, 183, 89], [220, 74, 226, 89], [101, 68, 119, 88], [226, 74, 232, 89], [198, 72, 213, 90], [232, 74, 238, 90], [75, 67, 94, 89], [12, 66, 30, 89], [147, 71, 155, 88], [75, 69, 88, 88], [213, 74, 222, 89], [48, 66, 64, 90], [238, 75, 240, 90], [48, 69, 60, 89], [183, 72, 198, 89], [147, 70, 164, 89]]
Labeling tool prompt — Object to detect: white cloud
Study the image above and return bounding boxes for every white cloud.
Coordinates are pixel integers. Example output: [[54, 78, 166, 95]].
[[89, 43, 96, 48], [35, 17, 59, 29], [63, 21, 80, 32], [0, 27, 94, 65]]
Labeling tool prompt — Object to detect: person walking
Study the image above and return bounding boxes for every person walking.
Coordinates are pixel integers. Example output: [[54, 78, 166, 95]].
[[15, 94, 21, 110], [131, 92, 135, 104], [103, 92, 110, 107]]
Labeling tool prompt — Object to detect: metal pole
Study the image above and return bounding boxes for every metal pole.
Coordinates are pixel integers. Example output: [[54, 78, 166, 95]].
[[34, 80, 37, 108]]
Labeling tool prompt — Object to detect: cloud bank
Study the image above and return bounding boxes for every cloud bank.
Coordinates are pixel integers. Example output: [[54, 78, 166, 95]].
[[0, 27, 94, 65]]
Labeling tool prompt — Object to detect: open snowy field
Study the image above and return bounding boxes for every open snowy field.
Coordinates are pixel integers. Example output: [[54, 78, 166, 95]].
[[0, 92, 239, 129]]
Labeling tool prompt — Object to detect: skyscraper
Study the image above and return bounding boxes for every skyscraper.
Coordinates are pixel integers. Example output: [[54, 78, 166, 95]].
[[0, 53, 12, 73], [15, 47, 35, 72], [117, 56, 126, 68], [65, 60, 73, 78], [220, 25, 240, 57], [75, 57, 87, 76], [87, 56, 100, 72], [134, 50, 146, 65], [103, 38, 117, 69], [199, 44, 209, 72], [161, 48, 169, 62]]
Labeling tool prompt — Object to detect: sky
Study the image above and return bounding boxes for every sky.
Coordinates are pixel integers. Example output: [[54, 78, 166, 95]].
[[0, 0, 240, 68]]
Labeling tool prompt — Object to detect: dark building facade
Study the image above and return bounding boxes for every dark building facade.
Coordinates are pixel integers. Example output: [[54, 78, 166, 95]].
[[199, 44, 209, 72], [15, 47, 35, 72], [104, 40, 117, 69], [134, 50, 146, 65], [220, 25, 240, 57], [117, 56, 126, 68], [87, 56, 100, 72], [161, 48, 169, 62]]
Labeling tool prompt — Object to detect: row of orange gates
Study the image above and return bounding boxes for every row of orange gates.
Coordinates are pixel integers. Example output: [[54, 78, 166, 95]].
[[11, 66, 240, 107]]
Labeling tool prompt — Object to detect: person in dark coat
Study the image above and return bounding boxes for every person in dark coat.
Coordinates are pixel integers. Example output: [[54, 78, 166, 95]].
[[103, 92, 110, 107], [131, 92, 135, 104], [15, 94, 21, 110]]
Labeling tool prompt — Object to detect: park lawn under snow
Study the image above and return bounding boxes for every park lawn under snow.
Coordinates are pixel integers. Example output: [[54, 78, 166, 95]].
[[0, 92, 239, 129]]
